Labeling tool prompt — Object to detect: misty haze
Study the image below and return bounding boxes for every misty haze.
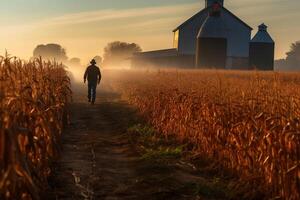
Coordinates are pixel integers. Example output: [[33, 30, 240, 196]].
[[0, 1, 300, 200]]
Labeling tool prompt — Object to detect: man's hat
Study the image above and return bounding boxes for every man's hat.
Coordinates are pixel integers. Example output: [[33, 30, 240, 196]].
[[90, 59, 96, 65]]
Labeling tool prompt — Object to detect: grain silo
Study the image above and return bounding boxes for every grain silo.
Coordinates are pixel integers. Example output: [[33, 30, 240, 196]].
[[249, 23, 275, 70], [196, 2, 227, 69]]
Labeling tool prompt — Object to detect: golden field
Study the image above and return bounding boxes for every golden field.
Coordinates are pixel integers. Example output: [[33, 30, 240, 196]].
[[110, 69, 300, 200], [1, 62, 299, 199], [0, 56, 71, 199]]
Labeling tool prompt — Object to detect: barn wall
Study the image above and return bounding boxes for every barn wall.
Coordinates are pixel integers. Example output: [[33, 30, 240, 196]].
[[177, 8, 251, 61], [177, 10, 209, 55], [222, 11, 251, 58]]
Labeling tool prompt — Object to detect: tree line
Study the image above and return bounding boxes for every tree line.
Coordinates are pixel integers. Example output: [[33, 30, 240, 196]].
[[32, 41, 142, 68], [275, 41, 300, 71], [32, 40, 300, 70]]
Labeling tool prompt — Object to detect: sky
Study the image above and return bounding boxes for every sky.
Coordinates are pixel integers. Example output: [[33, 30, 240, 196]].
[[0, 0, 299, 64]]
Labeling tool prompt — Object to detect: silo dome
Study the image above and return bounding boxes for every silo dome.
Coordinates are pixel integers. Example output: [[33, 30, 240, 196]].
[[249, 23, 275, 70], [251, 23, 274, 43], [196, 3, 228, 69]]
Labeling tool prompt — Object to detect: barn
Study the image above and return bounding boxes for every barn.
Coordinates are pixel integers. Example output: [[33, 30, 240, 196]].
[[132, 0, 275, 70]]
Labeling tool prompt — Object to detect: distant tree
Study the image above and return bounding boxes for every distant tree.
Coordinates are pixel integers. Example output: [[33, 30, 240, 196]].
[[274, 59, 285, 70], [69, 57, 81, 67], [285, 41, 300, 70], [33, 43, 68, 63], [275, 41, 300, 71], [94, 56, 103, 66], [103, 41, 142, 68]]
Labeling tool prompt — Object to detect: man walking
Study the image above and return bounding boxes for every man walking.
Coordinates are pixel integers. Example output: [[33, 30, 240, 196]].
[[84, 59, 101, 104]]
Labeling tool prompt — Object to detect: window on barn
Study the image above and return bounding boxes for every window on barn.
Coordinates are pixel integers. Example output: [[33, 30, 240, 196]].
[[173, 30, 179, 49]]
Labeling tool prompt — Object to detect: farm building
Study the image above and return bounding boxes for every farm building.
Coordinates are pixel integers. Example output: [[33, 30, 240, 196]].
[[132, 0, 275, 70]]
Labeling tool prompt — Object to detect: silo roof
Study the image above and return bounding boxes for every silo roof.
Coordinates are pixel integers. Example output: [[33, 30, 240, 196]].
[[251, 23, 274, 43], [133, 48, 178, 58]]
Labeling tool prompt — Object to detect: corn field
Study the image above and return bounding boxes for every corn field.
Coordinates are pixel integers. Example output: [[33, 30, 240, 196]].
[[112, 69, 300, 200], [0, 56, 71, 199]]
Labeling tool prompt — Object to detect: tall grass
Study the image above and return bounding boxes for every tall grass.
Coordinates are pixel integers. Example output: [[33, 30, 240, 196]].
[[112, 69, 300, 200], [0, 56, 71, 199]]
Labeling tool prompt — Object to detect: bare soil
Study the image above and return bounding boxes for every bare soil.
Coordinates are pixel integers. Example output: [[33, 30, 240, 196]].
[[46, 91, 231, 200]]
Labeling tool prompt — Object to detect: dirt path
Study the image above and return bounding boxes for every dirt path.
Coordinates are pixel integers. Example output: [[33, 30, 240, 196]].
[[47, 91, 140, 199], [46, 91, 229, 200]]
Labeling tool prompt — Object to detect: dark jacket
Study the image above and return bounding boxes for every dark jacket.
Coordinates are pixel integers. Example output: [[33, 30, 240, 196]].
[[84, 65, 101, 84]]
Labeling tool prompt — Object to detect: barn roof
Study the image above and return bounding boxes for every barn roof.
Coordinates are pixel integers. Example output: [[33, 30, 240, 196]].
[[173, 6, 252, 32], [133, 48, 178, 58]]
